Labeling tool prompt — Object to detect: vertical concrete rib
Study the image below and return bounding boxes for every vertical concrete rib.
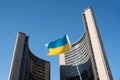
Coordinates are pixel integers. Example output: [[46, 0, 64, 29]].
[[8, 32, 26, 80], [83, 7, 113, 80]]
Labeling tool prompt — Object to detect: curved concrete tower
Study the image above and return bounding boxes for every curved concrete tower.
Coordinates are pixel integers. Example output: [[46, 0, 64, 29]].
[[59, 7, 113, 80], [8, 32, 50, 80]]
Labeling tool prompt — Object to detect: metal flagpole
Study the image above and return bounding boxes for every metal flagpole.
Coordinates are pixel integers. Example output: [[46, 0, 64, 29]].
[[74, 58, 82, 80], [66, 34, 82, 80]]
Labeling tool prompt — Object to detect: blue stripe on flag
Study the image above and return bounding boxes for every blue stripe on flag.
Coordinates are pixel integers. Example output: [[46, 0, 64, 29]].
[[47, 35, 68, 48]]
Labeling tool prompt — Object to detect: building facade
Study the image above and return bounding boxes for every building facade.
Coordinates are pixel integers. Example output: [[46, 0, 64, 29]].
[[8, 32, 50, 80], [59, 7, 113, 80]]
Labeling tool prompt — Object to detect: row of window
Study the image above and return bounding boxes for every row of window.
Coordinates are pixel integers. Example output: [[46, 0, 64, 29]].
[[65, 35, 90, 66], [23, 51, 50, 80]]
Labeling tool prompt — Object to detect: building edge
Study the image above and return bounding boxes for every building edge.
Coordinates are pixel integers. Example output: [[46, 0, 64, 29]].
[[8, 32, 26, 80]]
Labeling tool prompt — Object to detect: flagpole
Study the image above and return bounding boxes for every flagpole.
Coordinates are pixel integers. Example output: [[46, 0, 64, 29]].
[[74, 58, 82, 80], [66, 34, 82, 80]]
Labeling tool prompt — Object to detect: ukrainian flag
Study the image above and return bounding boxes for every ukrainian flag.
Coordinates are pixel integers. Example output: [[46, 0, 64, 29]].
[[45, 34, 71, 56]]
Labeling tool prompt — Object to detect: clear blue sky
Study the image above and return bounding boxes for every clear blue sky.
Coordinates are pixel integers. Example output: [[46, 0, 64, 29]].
[[0, 0, 119, 80]]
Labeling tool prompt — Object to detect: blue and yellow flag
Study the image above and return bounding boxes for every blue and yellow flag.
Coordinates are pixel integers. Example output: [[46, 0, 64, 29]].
[[45, 34, 71, 56]]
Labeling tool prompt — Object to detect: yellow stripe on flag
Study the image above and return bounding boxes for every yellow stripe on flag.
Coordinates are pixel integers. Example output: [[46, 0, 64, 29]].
[[47, 43, 71, 56]]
